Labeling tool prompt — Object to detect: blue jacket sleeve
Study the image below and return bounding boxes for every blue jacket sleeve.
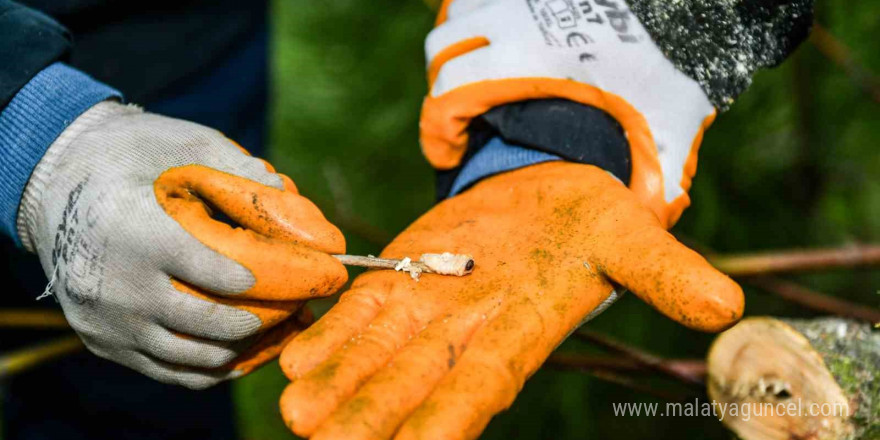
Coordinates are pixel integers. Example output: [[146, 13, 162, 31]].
[[0, 63, 121, 244]]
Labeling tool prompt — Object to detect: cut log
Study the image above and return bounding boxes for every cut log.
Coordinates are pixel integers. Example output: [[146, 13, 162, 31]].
[[707, 317, 878, 440]]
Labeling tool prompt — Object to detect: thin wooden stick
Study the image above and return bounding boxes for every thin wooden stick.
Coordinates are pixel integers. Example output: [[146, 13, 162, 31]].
[[708, 245, 880, 276], [333, 253, 475, 278], [547, 352, 707, 381], [676, 235, 879, 319], [333, 255, 414, 270], [0, 335, 84, 379]]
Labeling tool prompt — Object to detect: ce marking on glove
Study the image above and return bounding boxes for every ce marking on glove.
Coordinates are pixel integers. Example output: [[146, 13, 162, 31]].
[[566, 32, 596, 62], [535, 0, 598, 61]]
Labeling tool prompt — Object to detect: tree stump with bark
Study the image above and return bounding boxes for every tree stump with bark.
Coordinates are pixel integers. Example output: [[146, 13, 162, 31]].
[[707, 317, 878, 440]]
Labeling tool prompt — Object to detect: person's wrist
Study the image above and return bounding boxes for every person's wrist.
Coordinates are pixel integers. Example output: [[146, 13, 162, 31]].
[[0, 62, 122, 247], [444, 99, 631, 198]]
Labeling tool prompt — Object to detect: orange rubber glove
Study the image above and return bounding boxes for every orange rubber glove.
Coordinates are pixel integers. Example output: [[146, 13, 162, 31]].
[[278, 162, 743, 439]]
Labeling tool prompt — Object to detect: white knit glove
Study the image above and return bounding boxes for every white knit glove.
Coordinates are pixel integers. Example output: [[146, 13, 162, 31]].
[[17, 100, 348, 389]]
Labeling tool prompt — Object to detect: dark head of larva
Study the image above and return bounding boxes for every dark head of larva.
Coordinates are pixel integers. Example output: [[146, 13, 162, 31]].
[[465, 259, 475, 273]]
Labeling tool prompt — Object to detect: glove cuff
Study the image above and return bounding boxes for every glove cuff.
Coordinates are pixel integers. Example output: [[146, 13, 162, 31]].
[[17, 100, 140, 252], [437, 100, 632, 198]]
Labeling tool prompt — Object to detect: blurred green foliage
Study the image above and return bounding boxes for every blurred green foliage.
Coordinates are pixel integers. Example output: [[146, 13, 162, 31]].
[[235, 0, 879, 438]]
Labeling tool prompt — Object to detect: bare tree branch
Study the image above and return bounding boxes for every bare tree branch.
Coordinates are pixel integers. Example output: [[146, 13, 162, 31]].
[[573, 330, 707, 387], [708, 245, 880, 276], [745, 276, 880, 323]]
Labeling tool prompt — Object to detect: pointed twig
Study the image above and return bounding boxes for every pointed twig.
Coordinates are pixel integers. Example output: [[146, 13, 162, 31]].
[[333, 253, 475, 278]]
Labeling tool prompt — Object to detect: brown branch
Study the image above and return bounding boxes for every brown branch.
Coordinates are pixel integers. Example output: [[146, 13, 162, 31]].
[[745, 276, 880, 323], [708, 245, 880, 277], [0, 309, 69, 328], [676, 235, 879, 320], [573, 330, 706, 387], [547, 353, 706, 380], [587, 370, 689, 402], [547, 357, 690, 401], [809, 23, 880, 103], [549, 352, 642, 371], [0, 335, 83, 379]]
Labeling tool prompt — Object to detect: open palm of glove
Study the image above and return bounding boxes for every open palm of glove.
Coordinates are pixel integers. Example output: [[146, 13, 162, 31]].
[[17, 101, 347, 389], [279, 161, 743, 439]]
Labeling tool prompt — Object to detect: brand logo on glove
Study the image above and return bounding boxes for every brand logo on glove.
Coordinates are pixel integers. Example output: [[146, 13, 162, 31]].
[[532, 0, 642, 65]]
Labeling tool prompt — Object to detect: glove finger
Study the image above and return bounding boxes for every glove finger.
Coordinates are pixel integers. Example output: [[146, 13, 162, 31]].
[[168, 279, 300, 335], [162, 279, 310, 376], [308, 313, 485, 440], [590, 204, 743, 332], [280, 286, 386, 380], [394, 287, 606, 440], [155, 165, 348, 300], [157, 278, 264, 341], [128, 352, 238, 390], [223, 308, 312, 377], [157, 164, 342, 251], [138, 326, 245, 369], [280, 300, 426, 438]]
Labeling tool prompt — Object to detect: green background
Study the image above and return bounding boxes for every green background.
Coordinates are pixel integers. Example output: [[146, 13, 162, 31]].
[[234, 0, 879, 438]]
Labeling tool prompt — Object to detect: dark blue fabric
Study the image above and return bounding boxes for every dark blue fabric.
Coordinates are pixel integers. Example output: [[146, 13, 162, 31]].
[[0, 1, 70, 109], [147, 30, 269, 157], [17, 0, 267, 105], [0, 63, 121, 244], [435, 99, 632, 198], [1, 27, 268, 440]]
